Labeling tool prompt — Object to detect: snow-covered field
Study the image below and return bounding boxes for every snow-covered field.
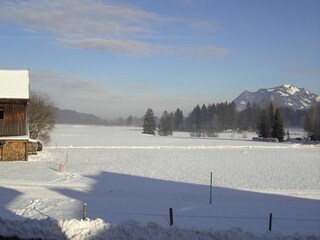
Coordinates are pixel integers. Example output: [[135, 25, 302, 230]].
[[0, 125, 319, 239]]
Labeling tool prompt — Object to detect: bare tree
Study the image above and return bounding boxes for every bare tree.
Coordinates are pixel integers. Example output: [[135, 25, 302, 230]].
[[28, 91, 56, 144]]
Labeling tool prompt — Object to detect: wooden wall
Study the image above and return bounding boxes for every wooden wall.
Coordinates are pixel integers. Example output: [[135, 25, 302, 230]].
[[0, 140, 28, 161], [0, 101, 27, 136]]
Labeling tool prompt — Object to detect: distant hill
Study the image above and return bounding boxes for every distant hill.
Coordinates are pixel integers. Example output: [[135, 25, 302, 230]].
[[55, 108, 106, 125], [233, 84, 319, 111]]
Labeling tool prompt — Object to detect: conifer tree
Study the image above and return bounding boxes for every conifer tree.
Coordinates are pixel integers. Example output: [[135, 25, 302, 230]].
[[304, 102, 320, 140], [272, 108, 284, 142], [199, 104, 208, 135], [143, 108, 156, 135], [188, 105, 201, 136], [268, 102, 275, 125], [158, 111, 173, 136], [174, 108, 184, 131], [258, 102, 285, 141], [126, 115, 133, 126], [258, 108, 272, 138]]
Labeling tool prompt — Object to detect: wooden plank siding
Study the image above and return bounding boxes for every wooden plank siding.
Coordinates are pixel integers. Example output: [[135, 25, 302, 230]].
[[0, 101, 28, 136]]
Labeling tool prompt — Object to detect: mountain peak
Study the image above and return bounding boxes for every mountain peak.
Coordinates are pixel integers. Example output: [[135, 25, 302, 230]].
[[233, 84, 319, 111], [281, 84, 300, 95]]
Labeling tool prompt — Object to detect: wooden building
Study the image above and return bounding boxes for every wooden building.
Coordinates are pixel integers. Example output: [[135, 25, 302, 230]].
[[0, 70, 30, 161]]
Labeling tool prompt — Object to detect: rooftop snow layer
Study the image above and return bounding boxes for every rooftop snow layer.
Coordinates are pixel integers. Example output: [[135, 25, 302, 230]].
[[0, 70, 29, 99]]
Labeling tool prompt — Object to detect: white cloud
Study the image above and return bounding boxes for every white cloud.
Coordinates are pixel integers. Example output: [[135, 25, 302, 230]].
[[0, 0, 229, 57]]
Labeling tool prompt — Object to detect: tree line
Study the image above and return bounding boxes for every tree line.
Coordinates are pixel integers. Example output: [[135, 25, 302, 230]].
[[28, 89, 320, 144], [26, 88, 319, 144], [141, 101, 320, 141]]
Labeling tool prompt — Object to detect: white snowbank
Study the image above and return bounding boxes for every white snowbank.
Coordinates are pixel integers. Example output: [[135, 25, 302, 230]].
[[0, 217, 318, 240]]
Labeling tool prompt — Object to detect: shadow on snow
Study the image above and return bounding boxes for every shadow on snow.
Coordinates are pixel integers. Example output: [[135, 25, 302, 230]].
[[0, 187, 65, 239], [0, 172, 319, 238], [53, 171, 320, 234]]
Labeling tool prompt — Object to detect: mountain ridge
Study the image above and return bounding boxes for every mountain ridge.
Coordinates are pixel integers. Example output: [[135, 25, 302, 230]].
[[233, 84, 319, 111], [55, 108, 106, 125]]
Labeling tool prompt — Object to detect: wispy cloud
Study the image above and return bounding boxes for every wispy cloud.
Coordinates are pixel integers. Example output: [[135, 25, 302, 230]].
[[0, 0, 163, 38], [30, 70, 109, 100], [127, 82, 153, 92], [187, 20, 219, 31], [287, 69, 320, 79], [176, 45, 230, 57], [0, 0, 229, 57], [62, 39, 170, 55], [30, 70, 211, 117]]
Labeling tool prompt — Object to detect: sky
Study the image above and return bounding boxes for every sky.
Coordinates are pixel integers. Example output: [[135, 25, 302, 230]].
[[0, 0, 319, 118]]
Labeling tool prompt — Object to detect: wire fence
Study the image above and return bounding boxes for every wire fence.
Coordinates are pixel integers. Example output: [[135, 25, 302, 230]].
[[1, 204, 319, 232], [84, 207, 320, 232]]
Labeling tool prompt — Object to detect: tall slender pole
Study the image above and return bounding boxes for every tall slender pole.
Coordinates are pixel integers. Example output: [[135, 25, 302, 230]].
[[83, 203, 87, 220], [269, 213, 272, 231], [169, 208, 173, 226], [210, 172, 213, 204]]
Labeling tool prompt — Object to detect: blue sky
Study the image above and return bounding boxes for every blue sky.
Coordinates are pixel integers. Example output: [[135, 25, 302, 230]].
[[0, 0, 319, 118]]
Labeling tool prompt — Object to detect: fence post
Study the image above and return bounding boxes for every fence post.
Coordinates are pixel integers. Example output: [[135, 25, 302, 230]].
[[210, 172, 213, 204], [83, 203, 87, 220], [58, 163, 64, 173], [169, 208, 173, 226], [269, 213, 272, 231]]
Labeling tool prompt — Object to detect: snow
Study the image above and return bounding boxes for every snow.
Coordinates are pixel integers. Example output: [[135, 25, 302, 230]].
[[0, 218, 317, 240], [0, 125, 319, 239], [300, 100, 309, 107], [277, 91, 289, 97], [283, 84, 300, 95], [0, 70, 29, 99], [316, 96, 320, 102], [0, 135, 29, 140]]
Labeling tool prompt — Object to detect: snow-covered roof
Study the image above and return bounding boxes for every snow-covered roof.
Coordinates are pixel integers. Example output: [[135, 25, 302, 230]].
[[0, 70, 29, 100], [0, 135, 29, 141]]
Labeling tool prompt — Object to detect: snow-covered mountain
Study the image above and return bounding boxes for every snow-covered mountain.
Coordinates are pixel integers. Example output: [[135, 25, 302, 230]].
[[234, 84, 319, 111]]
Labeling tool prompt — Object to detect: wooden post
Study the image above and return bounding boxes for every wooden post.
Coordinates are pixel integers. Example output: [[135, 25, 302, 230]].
[[169, 208, 173, 226], [83, 203, 87, 220], [66, 153, 68, 163], [58, 163, 64, 173], [210, 172, 213, 204], [269, 213, 272, 231]]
